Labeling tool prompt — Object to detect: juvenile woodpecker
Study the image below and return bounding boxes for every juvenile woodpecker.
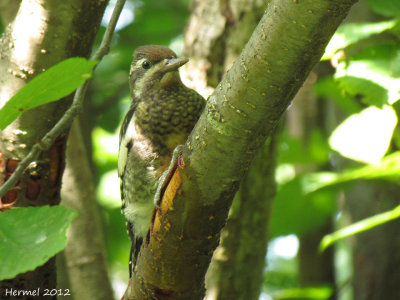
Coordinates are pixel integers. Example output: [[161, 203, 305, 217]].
[[118, 45, 205, 276]]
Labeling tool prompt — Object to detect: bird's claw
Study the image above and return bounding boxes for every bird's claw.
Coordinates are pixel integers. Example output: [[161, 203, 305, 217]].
[[153, 144, 185, 209]]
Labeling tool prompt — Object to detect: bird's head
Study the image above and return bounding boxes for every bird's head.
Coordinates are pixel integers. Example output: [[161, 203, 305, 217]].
[[129, 45, 188, 99]]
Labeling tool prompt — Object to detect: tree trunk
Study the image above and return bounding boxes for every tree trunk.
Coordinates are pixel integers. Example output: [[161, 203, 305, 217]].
[[0, 0, 107, 297], [183, 1, 278, 299], [59, 120, 114, 300]]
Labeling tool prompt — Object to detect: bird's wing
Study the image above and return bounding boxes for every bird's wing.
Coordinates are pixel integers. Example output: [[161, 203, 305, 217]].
[[118, 106, 135, 177]]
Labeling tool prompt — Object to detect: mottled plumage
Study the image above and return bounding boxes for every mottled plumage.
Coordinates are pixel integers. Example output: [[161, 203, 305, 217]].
[[118, 45, 205, 276]]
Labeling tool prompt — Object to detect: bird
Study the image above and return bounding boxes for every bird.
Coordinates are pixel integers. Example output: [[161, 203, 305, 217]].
[[118, 45, 206, 277]]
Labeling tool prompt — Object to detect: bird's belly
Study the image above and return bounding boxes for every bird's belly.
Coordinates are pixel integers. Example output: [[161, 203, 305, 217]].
[[122, 155, 158, 239], [123, 198, 155, 238]]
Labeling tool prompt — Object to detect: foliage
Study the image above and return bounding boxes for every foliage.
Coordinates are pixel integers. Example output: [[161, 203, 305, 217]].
[[0, 56, 95, 279], [322, 19, 398, 60], [0, 58, 97, 129], [319, 10, 400, 236], [0, 206, 76, 280], [266, 2, 400, 296], [270, 7, 400, 246], [320, 203, 400, 251]]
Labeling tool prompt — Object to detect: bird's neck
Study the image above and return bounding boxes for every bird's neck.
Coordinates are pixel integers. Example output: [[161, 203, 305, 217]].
[[159, 71, 182, 88]]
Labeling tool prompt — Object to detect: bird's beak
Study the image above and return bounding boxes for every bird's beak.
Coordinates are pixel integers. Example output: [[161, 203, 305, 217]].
[[163, 58, 188, 72]]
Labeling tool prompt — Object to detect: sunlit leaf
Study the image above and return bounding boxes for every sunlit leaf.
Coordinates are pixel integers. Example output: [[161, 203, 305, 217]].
[[299, 172, 340, 194], [294, 152, 400, 194], [0, 58, 98, 130], [329, 105, 397, 164], [335, 43, 400, 105], [0, 206, 77, 280], [320, 204, 400, 251], [323, 20, 397, 60]]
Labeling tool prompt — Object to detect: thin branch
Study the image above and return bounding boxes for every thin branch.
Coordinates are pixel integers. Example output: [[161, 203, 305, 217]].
[[0, 0, 126, 198]]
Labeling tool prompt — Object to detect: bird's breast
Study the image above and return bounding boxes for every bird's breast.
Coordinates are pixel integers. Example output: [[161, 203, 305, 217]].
[[135, 88, 201, 138]]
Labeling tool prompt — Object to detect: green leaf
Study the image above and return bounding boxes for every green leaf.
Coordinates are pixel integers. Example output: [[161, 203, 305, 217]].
[[336, 151, 400, 182], [0, 57, 98, 130], [335, 43, 400, 106], [320, 204, 400, 251], [297, 152, 400, 194], [329, 105, 397, 163], [367, 0, 400, 17], [0, 206, 77, 280], [336, 76, 388, 108], [323, 20, 397, 60]]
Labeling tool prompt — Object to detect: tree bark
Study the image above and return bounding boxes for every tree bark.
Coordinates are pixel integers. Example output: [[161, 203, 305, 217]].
[[183, 1, 277, 299], [0, 0, 107, 297], [182, 0, 267, 96], [124, 1, 358, 299], [205, 134, 279, 300], [59, 120, 114, 300]]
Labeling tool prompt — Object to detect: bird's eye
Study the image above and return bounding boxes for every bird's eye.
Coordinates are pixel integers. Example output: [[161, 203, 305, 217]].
[[142, 61, 151, 69]]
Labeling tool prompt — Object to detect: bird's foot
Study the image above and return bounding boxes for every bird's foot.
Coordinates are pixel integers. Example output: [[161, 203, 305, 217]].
[[153, 144, 185, 208]]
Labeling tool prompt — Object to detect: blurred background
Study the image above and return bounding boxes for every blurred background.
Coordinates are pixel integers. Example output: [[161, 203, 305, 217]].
[[2, 0, 398, 299]]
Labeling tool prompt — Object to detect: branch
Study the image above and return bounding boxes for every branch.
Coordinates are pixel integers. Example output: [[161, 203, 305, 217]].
[[127, 0, 358, 298], [0, 0, 126, 198]]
